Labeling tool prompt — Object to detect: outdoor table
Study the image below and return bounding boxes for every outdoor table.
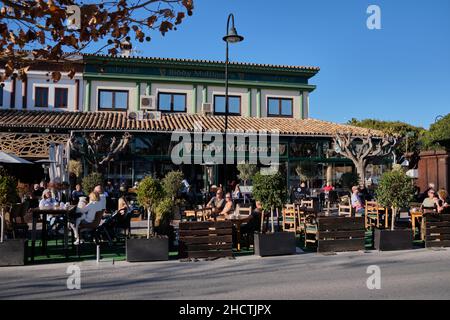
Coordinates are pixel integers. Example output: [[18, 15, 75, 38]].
[[30, 205, 77, 263], [226, 214, 251, 251]]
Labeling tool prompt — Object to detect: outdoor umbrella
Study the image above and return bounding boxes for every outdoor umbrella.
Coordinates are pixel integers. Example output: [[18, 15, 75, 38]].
[[0, 151, 33, 164]]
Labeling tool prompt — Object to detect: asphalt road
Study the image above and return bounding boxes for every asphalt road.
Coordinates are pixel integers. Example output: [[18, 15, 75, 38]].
[[1, 248, 450, 300]]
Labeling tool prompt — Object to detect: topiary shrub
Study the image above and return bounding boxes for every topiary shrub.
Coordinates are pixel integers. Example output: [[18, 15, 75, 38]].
[[0, 169, 19, 208], [81, 172, 103, 195], [136, 176, 164, 237], [162, 170, 184, 200], [252, 171, 287, 232], [376, 166, 414, 230]]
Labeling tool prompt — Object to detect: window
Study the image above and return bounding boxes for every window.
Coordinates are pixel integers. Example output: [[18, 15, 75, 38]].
[[267, 97, 293, 117], [158, 92, 186, 112], [213, 95, 241, 115], [55, 88, 69, 108], [35, 87, 49, 108], [98, 89, 128, 110]]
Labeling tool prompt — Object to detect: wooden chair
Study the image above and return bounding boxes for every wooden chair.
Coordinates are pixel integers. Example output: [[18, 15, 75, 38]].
[[183, 210, 196, 221], [295, 204, 306, 233], [282, 205, 297, 233], [301, 200, 314, 209], [79, 210, 105, 241], [236, 206, 252, 216], [76, 210, 105, 256], [304, 216, 318, 247], [365, 201, 379, 228], [338, 204, 353, 217]]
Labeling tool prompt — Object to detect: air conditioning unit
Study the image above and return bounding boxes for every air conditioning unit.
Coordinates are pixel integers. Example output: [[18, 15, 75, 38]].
[[127, 111, 138, 120], [201, 103, 212, 114], [140, 95, 156, 110], [147, 111, 162, 121], [127, 111, 147, 120]]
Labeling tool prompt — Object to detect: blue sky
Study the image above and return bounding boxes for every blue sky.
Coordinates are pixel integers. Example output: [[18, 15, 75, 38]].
[[124, 0, 450, 129]]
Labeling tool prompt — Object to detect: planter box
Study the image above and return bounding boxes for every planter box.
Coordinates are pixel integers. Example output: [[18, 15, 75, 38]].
[[126, 237, 169, 262], [317, 217, 365, 253], [374, 228, 413, 251], [0, 239, 27, 266], [254, 232, 296, 257]]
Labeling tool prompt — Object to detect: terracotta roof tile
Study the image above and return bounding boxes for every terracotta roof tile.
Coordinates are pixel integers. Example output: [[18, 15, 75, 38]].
[[0, 110, 383, 137]]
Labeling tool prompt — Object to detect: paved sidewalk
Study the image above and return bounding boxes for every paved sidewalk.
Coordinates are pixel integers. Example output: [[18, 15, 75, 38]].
[[1, 247, 450, 300]]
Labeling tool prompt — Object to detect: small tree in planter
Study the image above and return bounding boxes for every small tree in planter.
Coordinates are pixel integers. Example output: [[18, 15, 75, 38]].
[[373, 165, 415, 250], [252, 171, 287, 232], [161, 170, 185, 223], [252, 171, 295, 256], [127, 176, 167, 262], [237, 163, 258, 186], [0, 171, 26, 266], [136, 176, 164, 237], [81, 172, 103, 195]]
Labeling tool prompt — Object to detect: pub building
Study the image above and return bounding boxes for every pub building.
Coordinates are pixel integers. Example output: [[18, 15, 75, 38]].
[[0, 54, 380, 193]]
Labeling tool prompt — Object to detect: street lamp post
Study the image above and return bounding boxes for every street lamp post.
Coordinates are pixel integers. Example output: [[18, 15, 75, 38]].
[[222, 13, 244, 192]]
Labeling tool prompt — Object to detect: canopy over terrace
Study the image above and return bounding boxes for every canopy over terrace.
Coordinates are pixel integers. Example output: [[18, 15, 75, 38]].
[[0, 110, 382, 137], [0, 110, 385, 188]]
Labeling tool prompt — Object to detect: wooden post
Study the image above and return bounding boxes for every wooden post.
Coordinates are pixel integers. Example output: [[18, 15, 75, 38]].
[[147, 208, 151, 239]]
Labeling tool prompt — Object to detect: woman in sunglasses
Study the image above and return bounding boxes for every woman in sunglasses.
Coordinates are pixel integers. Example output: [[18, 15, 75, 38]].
[[421, 189, 439, 213]]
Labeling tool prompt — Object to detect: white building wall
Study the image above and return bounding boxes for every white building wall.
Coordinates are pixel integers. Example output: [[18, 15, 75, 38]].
[[0, 70, 82, 111], [89, 80, 138, 111], [260, 88, 302, 119]]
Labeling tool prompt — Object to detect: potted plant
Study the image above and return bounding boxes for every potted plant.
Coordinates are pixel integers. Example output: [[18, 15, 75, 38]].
[[252, 171, 296, 256], [126, 176, 168, 262], [0, 170, 26, 266], [81, 172, 103, 194], [237, 162, 257, 203], [162, 170, 184, 215], [373, 165, 414, 251]]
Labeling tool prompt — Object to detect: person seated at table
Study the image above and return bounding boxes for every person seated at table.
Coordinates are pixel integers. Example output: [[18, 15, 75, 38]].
[[351, 186, 365, 216], [322, 181, 334, 193], [298, 182, 309, 198], [71, 184, 85, 205], [241, 201, 263, 234], [421, 189, 438, 212], [232, 201, 263, 248], [206, 187, 225, 217], [118, 192, 130, 215], [232, 184, 241, 200], [216, 193, 234, 220], [70, 191, 103, 245], [39, 189, 58, 208], [436, 189, 450, 214], [94, 185, 107, 211]]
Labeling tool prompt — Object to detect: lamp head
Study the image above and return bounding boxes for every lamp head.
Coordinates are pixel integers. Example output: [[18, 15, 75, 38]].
[[223, 27, 244, 43]]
